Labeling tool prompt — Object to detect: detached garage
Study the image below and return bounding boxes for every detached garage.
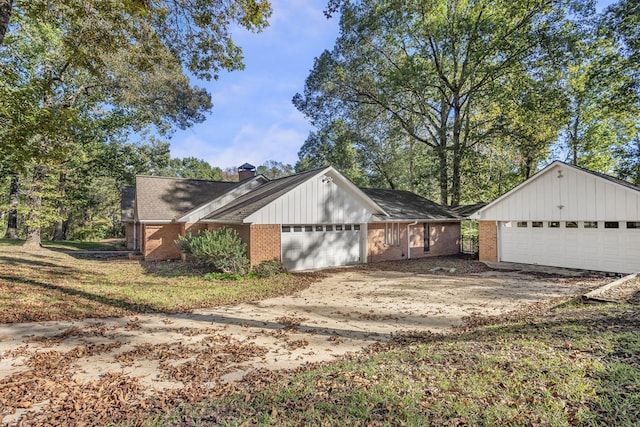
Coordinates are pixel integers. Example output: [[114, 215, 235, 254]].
[[473, 161, 640, 274]]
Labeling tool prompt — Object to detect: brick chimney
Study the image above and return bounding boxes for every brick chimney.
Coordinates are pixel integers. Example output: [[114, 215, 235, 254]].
[[238, 163, 256, 181]]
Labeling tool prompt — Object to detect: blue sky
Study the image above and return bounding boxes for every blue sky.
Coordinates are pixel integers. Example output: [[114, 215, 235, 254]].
[[169, 0, 616, 170], [169, 0, 340, 170]]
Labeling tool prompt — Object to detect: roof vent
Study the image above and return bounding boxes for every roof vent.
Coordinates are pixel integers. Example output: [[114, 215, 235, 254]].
[[238, 163, 256, 181]]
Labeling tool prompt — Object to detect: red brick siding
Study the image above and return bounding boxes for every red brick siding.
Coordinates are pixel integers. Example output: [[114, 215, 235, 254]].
[[142, 224, 182, 261], [478, 220, 498, 262], [368, 222, 460, 263], [248, 224, 281, 265]]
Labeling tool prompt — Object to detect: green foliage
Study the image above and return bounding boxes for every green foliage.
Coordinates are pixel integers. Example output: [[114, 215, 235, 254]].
[[175, 228, 250, 276], [251, 260, 288, 278]]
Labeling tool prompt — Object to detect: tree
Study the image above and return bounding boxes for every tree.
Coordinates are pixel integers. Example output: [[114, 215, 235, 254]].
[[257, 161, 294, 180], [161, 157, 223, 180], [1, 0, 271, 246], [295, 0, 580, 205]]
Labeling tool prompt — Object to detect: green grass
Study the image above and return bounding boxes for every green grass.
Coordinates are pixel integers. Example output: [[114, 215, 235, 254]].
[[154, 300, 640, 427], [0, 238, 122, 251], [0, 246, 318, 323]]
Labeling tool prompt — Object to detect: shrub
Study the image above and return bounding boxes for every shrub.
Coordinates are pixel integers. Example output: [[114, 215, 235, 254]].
[[174, 228, 250, 275], [252, 260, 288, 278]]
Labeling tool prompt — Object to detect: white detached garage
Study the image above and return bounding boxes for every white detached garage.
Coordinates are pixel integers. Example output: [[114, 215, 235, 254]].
[[473, 161, 640, 274]]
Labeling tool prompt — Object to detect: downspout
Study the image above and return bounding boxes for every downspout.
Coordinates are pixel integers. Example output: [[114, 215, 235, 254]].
[[133, 221, 137, 251], [407, 221, 418, 259]]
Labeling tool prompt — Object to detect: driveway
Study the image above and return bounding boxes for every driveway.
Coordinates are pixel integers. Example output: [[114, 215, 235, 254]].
[[0, 268, 604, 423]]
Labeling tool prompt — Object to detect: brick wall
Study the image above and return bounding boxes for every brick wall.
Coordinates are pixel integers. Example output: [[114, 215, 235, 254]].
[[142, 224, 182, 261], [426, 222, 461, 256], [478, 220, 498, 262], [368, 222, 461, 263], [248, 224, 281, 265], [207, 223, 280, 265]]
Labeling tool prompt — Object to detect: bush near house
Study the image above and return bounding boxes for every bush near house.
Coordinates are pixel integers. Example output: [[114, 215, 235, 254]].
[[175, 227, 250, 275]]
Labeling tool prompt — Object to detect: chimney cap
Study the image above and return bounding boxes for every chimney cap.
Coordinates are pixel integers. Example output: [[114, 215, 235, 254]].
[[238, 163, 256, 171]]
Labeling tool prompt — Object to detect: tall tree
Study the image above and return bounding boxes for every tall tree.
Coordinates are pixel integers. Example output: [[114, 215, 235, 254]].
[[295, 0, 580, 205], [1, 0, 271, 246]]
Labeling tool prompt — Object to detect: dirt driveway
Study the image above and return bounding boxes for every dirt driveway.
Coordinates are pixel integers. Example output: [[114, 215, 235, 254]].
[[0, 268, 603, 424]]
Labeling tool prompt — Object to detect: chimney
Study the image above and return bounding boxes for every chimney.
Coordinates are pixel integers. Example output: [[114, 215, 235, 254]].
[[238, 163, 256, 181]]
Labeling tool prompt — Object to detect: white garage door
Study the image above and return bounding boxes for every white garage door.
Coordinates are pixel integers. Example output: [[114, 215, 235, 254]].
[[499, 221, 640, 274], [281, 224, 361, 271]]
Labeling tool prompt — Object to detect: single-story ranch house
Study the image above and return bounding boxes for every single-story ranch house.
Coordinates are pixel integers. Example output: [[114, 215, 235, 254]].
[[122, 164, 463, 271], [472, 161, 640, 274]]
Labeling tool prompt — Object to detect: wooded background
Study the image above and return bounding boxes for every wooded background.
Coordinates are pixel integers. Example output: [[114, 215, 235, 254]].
[[1, 0, 639, 244]]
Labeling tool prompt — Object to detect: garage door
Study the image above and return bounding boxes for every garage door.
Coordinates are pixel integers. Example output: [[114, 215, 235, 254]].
[[499, 221, 640, 274], [281, 224, 361, 271]]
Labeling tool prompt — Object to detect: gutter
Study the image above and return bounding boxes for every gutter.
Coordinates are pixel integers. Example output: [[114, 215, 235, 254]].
[[407, 220, 418, 259]]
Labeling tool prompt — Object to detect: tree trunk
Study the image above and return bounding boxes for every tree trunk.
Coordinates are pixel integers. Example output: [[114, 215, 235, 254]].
[[4, 173, 18, 238], [0, 0, 12, 47], [53, 172, 68, 241], [24, 164, 46, 248], [436, 96, 449, 205]]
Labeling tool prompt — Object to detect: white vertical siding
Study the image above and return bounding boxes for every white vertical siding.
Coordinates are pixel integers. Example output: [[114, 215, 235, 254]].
[[478, 164, 640, 221], [246, 173, 374, 224]]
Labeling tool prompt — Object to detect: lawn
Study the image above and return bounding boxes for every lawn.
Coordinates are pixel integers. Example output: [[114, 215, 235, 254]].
[[153, 298, 640, 427], [0, 245, 319, 323]]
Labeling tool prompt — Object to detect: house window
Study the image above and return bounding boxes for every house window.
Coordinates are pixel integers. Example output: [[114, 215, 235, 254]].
[[424, 223, 430, 252], [627, 222, 640, 229], [517, 221, 528, 228], [345, 224, 352, 231], [566, 221, 578, 228], [325, 225, 333, 231], [353, 224, 360, 231], [305, 226, 313, 232], [532, 221, 543, 228], [605, 222, 619, 229], [548, 221, 560, 228], [316, 225, 324, 231], [385, 223, 400, 246], [282, 226, 291, 232], [293, 225, 302, 232], [584, 221, 598, 229], [336, 225, 343, 231]]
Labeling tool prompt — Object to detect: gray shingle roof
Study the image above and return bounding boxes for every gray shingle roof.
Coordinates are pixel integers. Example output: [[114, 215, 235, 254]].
[[205, 168, 324, 222], [361, 188, 460, 221], [450, 202, 487, 218], [121, 186, 135, 222], [135, 176, 240, 221]]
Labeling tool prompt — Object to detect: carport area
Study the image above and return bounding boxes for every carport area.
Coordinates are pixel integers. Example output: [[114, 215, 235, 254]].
[[0, 266, 607, 422]]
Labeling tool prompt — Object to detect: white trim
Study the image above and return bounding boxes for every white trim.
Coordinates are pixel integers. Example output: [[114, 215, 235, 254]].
[[176, 175, 268, 223], [138, 220, 174, 224], [243, 167, 388, 223], [473, 161, 640, 220]]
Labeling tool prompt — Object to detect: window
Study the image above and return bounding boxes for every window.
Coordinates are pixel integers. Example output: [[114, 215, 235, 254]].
[[345, 224, 352, 231], [325, 225, 333, 231], [517, 221, 528, 228], [424, 223, 430, 252], [316, 225, 324, 231], [566, 221, 578, 228], [532, 221, 543, 228], [584, 221, 598, 229], [282, 226, 291, 232], [548, 221, 560, 228], [305, 226, 313, 232], [605, 222, 619, 229], [627, 222, 640, 229], [335, 225, 343, 231], [293, 225, 302, 232], [353, 224, 360, 231], [385, 223, 400, 246]]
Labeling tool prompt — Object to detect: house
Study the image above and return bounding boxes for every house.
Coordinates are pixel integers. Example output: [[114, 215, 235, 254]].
[[472, 161, 640, 274], [121, 164, 462, 271]]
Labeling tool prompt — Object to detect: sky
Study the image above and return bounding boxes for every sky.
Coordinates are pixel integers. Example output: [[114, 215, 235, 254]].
[[169, 0, 340, 170], [169, 0, 617, 171]]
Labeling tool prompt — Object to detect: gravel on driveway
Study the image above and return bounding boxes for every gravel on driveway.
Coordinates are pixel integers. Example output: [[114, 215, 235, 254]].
[[0, 267, 606, 424]]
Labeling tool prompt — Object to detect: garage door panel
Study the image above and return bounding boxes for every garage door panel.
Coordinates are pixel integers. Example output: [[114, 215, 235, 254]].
[[282, 226, 361, 271], [500, 221, 640, 274]]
